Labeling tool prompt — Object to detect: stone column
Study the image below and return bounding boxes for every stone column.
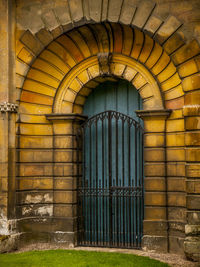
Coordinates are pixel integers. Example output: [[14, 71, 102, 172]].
[[183, 105, 200, 261], [136, 109, 171, 252], [46, 113, 87, 247], [0, 0, 17, 249]]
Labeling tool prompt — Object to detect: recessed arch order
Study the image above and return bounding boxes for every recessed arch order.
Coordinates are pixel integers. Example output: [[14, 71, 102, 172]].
[[19, 23, 184, 118]]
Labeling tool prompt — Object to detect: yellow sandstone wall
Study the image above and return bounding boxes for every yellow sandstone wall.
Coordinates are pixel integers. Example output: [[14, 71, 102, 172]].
[[0, 0, 199, 260]]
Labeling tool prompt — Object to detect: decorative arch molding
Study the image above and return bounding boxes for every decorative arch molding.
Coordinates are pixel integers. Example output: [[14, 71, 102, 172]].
[[18, 22, 185, 122], [54, 53, 163, 113], [16, 0, 200, 97]]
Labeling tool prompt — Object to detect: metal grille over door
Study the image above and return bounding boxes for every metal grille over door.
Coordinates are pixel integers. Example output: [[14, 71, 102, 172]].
[[77, 110, 144, 248]]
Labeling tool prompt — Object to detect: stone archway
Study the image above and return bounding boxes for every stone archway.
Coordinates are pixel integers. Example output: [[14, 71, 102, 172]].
[[15, 19, 200, 258]]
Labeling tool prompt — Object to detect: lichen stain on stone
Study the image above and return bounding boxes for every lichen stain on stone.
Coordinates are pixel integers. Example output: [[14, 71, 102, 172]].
[[25, 193, 53, 204], [37, 205, 53, 216], [22, 205, 53, 216]]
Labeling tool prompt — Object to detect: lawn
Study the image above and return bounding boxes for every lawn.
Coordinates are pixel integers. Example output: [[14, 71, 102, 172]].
[[0, 249, 170, 267]]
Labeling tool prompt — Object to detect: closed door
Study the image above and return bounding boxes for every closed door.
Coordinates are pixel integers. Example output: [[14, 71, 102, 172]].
[[77, 80, 144, 248]]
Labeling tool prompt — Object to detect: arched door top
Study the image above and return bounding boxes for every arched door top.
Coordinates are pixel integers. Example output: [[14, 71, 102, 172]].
[[19, 23, 184, 121]]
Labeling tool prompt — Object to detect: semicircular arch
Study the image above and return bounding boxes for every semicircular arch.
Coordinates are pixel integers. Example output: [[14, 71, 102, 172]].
[[19, 23, 184, 122]]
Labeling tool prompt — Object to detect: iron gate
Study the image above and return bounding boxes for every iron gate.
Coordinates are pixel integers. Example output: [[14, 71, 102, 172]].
[[77, 110, 144, 248]]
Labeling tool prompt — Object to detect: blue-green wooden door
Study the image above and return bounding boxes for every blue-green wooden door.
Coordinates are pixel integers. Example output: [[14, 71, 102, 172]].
[[78, 80, 144, 248]]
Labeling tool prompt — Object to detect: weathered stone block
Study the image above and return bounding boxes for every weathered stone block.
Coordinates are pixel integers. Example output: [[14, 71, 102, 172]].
[[144, 148, 165, 162], [186, 148, 200, 162], [167, 163, 185, 177], [19, 204, 53, 217], [54, 204, 76, 217], [19, 136, 53, 149], [18, 218, 76, 233], [185, 117, 200, 130], [145, 207, 166, 220], [184, 237, 200, 261], [166, 133, 185, 147], [16, 191, 53, 205], [132, 0, 155, 29], [157, 62, 176, 83], [69, 0, 84, 22], [187, 211, 200, 224], [144, 119, 166, 133], [0, 234, 19, 253], [187, 195, 200, 210], [20, 30, 43, 55], [144, 16, 162, 36], [108, 0, 123, 23], [161, 73, 181, 92], [169, 236, 185, 254], [142, 235, 168, 252], [145, 192, 166, 206], [119, 0, 136, 25], [18, 163, 53, 177], [172, 40, 200, 66], [143, 220, 168, 236], [17, 178, 53, 191], [186, 180, 200, 194], [164, 33, 184, 56], [168, 207, 186, 221], [145, 163, 165, 177], [168, 192, 186, 207], [167, 178, 186, 192], [185, 225, 200, 236], [178, 56, 200, 78], [145, 177, 165, 191], [186, 163, 200, 178], [88, 0, 101, 22], [156, 16, 182, 44], [144, 133, 165, 147], [166, 148, 185, 161], [182, 73, 200, 92], [151, 52, 170, 76], [166, 119, 185, 132]]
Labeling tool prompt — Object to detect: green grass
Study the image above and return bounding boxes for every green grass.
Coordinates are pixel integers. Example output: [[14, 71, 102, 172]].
[[0, 249, 170, 267]]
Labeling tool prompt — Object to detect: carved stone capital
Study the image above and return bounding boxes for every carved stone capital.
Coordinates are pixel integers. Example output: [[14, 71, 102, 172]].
[[0, 102, 18, 113], [97, 52, 112, 75]]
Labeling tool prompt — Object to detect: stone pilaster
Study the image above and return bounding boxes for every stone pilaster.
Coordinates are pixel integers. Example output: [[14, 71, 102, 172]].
[[136, 109, 171, 252], [183, 105, 200, 261], [46, 113, 87, 246], [0, 0, 17, 246]]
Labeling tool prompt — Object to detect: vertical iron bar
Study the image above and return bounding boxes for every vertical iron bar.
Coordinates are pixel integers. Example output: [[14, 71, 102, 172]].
[[122, 120, 125, 246], [102, 119, 105, 246], [89, 125, 92, 245], [82, 128, 85, 245], [116, 117, 119, 247], [95, 119, 98, 245], [128, 122, 131, 247], [135, 126, 138, 247], [108, 111, 112, 246]]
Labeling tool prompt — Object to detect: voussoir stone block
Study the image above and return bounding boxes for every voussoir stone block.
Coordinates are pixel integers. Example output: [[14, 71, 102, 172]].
[[144, 15, 163, 36], [89, 0, 102, 22], [69, 0, 84, 22], [172, 40, 200, 66], [155, 16, 182, 45], [20, 30, 43, 55], [132, 0, 155, 29], [35, 28, 53, 47], [119, 0, 136, 25], [108, 0, 123, 23]]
